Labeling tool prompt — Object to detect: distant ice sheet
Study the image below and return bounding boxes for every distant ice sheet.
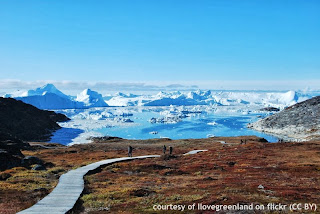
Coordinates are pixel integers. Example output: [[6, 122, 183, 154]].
[[4, 83, 317, 109]]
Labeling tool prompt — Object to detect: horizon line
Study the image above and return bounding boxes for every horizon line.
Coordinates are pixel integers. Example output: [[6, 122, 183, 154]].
[[1, 79, 320, 94]]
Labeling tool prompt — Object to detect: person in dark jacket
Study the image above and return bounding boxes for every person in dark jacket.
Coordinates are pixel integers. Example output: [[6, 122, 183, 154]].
[[169, 146, 173, 155], [163, 145, 167, 154], [128, 146, 133, 157]]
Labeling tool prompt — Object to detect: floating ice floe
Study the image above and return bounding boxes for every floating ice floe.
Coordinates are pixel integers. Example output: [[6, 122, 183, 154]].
[[149, 131, 158, 135], [149, 116, 182, 124], [207, 122, 218, 126], [113, 118, 134, 123]]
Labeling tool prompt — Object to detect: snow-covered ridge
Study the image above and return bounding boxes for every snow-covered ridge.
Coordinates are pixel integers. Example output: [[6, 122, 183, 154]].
[[2, 83, 315, 109]]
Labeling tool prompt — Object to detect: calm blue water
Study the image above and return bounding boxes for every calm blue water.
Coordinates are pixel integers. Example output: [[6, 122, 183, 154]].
[[95, 110, 278, 142]]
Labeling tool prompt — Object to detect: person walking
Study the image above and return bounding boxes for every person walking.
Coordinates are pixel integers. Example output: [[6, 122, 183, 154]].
[[169, 146, 173, 155], [163, 145, 167, 154], [128, 146, 133, 157]]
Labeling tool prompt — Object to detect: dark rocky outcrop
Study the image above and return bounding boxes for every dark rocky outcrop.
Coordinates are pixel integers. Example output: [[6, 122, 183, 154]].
[[248, 96, 320, 141], [0, 97, 70, 141], [0, 172, 12, 180], [130, 188, 155, 197], [0, 149, 22, 171], [21, 156, 44, 166], [0, 138, 29, 171], [90, 136, 123, 143], [260, 107, 280, 112], [0, 97, 69, 171], [0, 139, 51, 171]]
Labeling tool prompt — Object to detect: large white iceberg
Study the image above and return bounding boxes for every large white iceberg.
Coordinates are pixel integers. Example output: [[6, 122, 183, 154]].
[[16, 93, 84, 109], [26, 83, 70, 99], [13, 84, 84, 109], [76, 89, 108, 107], [4, 83, 68, 98]]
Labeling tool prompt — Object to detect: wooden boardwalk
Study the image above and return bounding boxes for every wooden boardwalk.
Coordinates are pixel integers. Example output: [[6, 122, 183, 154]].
[[18, 150, 207, 214], [18, 155, 160, 214]]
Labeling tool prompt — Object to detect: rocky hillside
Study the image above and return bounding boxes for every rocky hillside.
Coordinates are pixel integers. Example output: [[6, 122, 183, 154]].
[[0, 137, 30, 171], [248, 96, 320, 141], [0, 98, 70, 141], [0, 98, 70, 171]]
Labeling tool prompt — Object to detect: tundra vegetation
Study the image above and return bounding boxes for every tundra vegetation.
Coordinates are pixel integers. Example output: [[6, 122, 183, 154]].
[[0, 137, 319, 214]]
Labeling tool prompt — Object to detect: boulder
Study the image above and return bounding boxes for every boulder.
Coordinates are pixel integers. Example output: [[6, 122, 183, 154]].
[[0, 149, 22, 171], [0, 172, 12, 180], [22, 156, 44, 166], [32, 164, 46, 171]]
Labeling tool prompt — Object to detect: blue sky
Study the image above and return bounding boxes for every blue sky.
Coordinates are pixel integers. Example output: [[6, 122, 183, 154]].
[[0, 0, 319, 90]]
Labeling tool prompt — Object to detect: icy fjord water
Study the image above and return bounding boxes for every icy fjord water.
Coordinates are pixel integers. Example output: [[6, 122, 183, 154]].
[[96, 111, 277, 142], [51, 106, 278, 145]]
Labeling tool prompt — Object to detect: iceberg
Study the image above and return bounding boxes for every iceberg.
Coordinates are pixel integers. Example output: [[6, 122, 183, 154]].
[[144, 90, 217, 106], [26, 83, 70, 99], [6, 84, 84, 109], [3, 83, 316, 110], [16, 93, 84, 109], [115, 92, 138, 98], [14, 84, 84, 109], [104, 89, 313, 108], [5, 84, 69, 98], [76, 89, 108, 107], [10, 85, 109, 109]]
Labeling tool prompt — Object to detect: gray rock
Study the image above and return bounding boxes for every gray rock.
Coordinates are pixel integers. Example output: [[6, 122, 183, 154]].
[[260, 107, 280, 112], [249, 96, 320, 141], [32, 164, 46, 171], [22, 156, 43, 166]]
